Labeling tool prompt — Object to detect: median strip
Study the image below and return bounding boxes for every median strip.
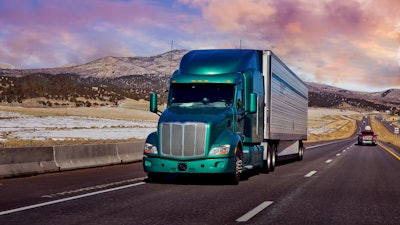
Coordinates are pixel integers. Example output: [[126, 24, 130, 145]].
[[236, 201, 273, 222]]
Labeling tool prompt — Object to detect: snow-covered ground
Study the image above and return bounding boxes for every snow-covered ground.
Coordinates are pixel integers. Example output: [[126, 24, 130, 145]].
[[0, 111, 157, 141]]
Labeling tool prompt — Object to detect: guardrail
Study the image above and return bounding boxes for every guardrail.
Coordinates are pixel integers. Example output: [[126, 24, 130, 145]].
[[0, 142, 144, 178], [375, 116, 400, 134]]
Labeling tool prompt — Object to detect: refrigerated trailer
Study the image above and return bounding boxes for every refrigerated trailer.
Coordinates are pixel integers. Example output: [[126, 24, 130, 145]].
[[143, 49, 308, 184]]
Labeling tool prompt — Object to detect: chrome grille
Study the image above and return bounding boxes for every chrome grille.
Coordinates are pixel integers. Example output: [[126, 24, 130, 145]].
[[160, 122, 207, 157]]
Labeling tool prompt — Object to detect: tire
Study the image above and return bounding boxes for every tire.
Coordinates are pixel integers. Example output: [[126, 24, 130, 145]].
[[270, 144, 276, 172], [230, 146, 243, 185], [261, 145, 271, 173], [297, 142, 304, 161], [262, 144, 276, 173]]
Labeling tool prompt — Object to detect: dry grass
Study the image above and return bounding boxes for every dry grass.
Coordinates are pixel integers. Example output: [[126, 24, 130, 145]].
[[0, 99, 159, 121], [306, 115, 358, 142], [306, 108, 361, 143], [0, 99, 157, 147], [370, 116, 400, 147], [1, 138, 140, 148]]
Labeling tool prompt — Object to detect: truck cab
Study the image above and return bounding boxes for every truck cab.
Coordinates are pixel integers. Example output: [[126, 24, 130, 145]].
[[143, 49, 308, 184], [144, 50, 262, 184]]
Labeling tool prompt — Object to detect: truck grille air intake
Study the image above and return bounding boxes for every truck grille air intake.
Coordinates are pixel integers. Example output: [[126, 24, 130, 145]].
[[160, 122, 207, 157]]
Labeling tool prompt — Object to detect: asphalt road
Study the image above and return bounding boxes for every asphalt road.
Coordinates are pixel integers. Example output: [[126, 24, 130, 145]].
[[1, 139, 399, 225]]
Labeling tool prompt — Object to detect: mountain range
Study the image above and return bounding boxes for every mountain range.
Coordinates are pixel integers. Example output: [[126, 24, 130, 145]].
[[0, 50, 399, 112]]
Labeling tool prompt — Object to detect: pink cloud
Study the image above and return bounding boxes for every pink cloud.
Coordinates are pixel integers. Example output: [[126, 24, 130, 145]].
[[0, 0, 188, 68], [183, 0, 400, 90]]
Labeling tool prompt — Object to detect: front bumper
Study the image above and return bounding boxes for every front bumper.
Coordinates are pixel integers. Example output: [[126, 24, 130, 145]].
[[143, 156, 235, 174], [360, 139, 376, 145]]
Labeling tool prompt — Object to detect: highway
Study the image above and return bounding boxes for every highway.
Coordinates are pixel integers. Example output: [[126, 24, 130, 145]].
[[1, 138, 399, 225]]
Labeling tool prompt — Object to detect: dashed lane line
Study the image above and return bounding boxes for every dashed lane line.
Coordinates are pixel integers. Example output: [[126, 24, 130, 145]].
[[304, 171, 317, 177], [42, 177, 147, 198], [0, 182, 146, 216], [236, 201, 274, 222]]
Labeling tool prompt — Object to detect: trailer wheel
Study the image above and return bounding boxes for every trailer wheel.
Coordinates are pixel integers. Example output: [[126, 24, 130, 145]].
[[230, 145, 243, 185], [297, 142, 304, 161], [270, 144, 276, 172]]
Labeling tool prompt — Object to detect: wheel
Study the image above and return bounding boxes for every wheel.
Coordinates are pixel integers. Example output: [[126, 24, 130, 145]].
[[230, 145, 243, 185], [261, 144, 271, 174], [270, 144, 276, 172], [297, 142, 304, 161], [261, 143, 276, 173]]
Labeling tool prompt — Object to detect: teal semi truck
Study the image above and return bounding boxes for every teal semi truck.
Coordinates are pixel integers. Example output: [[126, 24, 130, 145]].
[[143, 49, 308, 184]]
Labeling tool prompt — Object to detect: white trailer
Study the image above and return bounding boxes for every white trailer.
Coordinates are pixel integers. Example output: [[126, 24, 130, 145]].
[[261, 50, 308, 172]]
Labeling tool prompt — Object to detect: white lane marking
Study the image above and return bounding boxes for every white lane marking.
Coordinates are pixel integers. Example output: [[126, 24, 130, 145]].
[[336, 153, 341, 156], [326, 159, 333, 163], [306, 140, 356, 149], [0, 182, 146, 216], [236, 201, 273, 222], [42, 177, 147, 198], [304, 171, 317, 177], [343, 150, 346, 152]]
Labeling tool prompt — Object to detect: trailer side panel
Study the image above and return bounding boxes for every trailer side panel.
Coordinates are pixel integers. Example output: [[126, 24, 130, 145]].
[[263, 50, 308, 140]]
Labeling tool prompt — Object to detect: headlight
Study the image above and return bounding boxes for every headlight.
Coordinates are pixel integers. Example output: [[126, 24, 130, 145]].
[[144, 143, 158, 154], [209, 144, 230, 156]]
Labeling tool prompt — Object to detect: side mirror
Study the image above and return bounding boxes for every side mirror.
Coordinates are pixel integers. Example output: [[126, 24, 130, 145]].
[[249, 93, 257, 114], [150, 93, 158, 113]]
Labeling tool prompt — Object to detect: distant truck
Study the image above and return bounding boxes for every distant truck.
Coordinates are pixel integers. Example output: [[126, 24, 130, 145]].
[[143, 49, 308, 184], [357, 125, 377, 145]]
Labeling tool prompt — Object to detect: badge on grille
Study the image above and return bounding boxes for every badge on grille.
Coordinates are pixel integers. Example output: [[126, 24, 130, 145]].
[[178, 163, 187, 171]]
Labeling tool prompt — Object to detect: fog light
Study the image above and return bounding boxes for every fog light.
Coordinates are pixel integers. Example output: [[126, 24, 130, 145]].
[[144, 160, 152, 167], [215, 161, 225, 168]]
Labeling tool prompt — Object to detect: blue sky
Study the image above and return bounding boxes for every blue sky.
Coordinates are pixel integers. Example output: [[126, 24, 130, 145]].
[[1, 0, 399, 92]]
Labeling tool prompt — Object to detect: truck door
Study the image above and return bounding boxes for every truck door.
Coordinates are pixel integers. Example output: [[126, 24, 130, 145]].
[[236, 87, 245, 136]]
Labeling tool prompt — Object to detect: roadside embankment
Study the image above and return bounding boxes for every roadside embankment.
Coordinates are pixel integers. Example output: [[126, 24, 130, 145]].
[[371, 116, 400, 147], [0, 142, 144, 178]]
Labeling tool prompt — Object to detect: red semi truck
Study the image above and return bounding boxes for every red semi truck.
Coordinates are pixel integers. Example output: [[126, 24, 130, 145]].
[[357, 126, 377, 146]]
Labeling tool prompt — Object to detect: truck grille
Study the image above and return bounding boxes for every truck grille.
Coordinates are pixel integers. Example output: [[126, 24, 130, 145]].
[[160, 122, 207, 158]]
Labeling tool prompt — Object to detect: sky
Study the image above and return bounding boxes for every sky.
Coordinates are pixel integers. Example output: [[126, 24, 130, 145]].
[[1, 0, 400, 92]]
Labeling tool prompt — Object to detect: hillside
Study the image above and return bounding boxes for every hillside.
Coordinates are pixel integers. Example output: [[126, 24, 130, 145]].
[[0, 51, 399, 111], [0, 50, 186, 78], [307, 82, 399, 112]]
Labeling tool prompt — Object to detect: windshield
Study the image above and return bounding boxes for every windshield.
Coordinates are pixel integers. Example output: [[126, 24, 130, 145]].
[[168, 83, 235, 109]]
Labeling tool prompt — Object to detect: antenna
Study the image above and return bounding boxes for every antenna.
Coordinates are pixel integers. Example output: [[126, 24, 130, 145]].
[[169, 40, 174, 75]]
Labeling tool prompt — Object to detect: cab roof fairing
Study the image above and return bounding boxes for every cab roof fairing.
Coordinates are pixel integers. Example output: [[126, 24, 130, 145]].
[[178, 49, 262, 75]]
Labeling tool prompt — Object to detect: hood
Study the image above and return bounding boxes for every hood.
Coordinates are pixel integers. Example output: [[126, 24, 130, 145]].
[[160, 107, 232, 127]]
